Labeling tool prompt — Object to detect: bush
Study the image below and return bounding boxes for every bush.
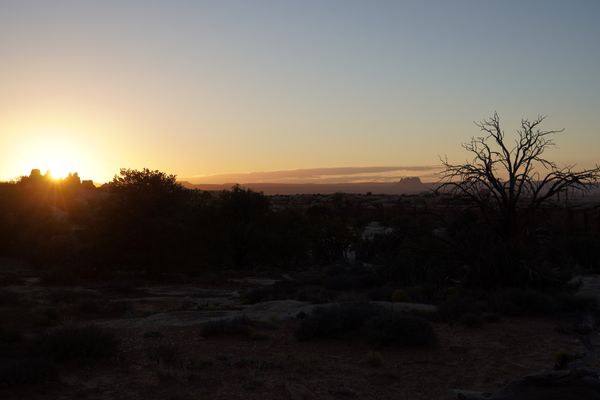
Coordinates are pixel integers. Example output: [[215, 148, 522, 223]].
[[200, 316, 253, 338], [33, 325, 119, 363], [489, 288, 561, 316], [147, 344, 180, 366], [363, 351, 384, 367], [0, 289, 23, 306], [367, 287, 394, 301], [557, 293, 599, 314], [295, 303, 382, 341], [436, 294, 486, 322], [362, 313, 437, 346], [391, 289, 410, 303], [0, 358, 56, 386], [459, 312, 484, 329]]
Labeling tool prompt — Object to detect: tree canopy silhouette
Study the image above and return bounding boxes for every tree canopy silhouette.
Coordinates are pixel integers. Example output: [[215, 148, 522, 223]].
[[439, 113, 600, 237]]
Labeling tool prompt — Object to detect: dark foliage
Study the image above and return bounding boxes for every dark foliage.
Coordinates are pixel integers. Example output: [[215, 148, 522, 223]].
[[32, 325, 119, 363], [489, 288, 598, 317], [0, 167, 599, 292], [0, 358, 56, 386], [295, 303, 383, 341], [200, 316, 253, 338], [295, 303, 437, 347], [362, 313, 437, 346]]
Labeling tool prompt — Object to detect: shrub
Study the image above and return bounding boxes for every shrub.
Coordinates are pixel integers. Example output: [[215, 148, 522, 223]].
[[148, 344, 180, 366], [367, 287, 394, 301], [481, 312, 501, 323], [391, 289, 410, 303], [0, 289, 23, 306], [436, 294, 486, 322], [200, 316, 253, 338], [362, 313, 437, 346], [0, 327, 22, 345], [33, 325, 119, 363], [0, 358, 56, 386], [554, 352, 580, 370], [295, 303, 382, 341], [459, 312, 484, 329], [557, 293, 598, 314], [363, 351, 384, 368], [489, 288, 561, 316]]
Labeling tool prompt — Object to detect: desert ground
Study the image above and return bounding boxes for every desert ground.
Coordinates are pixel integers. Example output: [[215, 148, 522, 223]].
[[2, 259, 598, 400]]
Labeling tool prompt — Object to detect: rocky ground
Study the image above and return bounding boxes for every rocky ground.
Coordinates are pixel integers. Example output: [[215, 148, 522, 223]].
[[1, 261, 599, 400]]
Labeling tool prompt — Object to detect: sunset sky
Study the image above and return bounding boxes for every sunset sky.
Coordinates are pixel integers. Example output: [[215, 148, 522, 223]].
[[1, 1, 599, 183]]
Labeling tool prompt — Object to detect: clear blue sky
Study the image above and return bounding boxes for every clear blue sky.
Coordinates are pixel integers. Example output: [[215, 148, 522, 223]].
[[1, 0, 599, 181]]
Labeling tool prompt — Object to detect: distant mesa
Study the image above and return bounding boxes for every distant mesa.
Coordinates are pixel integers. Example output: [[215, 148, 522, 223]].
[[395, 176, 425, 190], [180, 176, 430, 195], [179, 166, 437, 195]]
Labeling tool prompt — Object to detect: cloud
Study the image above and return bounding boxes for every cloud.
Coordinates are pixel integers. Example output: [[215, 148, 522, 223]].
[[186, 165, 441, 184]]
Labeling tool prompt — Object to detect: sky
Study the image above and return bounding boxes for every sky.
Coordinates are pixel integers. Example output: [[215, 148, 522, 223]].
[[0, 0, 599, 183]]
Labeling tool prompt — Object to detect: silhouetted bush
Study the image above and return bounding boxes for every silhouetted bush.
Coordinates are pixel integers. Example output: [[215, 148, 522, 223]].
[[0, 289, 23, 306], [33, 325, 119, 363], [436, 294, 487, 322], [147, 344, 181, 366], [489, 288, 561, 316], [362, 313, 437, 346], [557, 293, 599, 314], [0, 358, 56, 386], [1, 167, 598, 291], [200, 316, 253, 338], [363, 351, 384, 367], [294, 303, 382, 341], [367, 287, 395, 301], [458, 312, 484, 329]]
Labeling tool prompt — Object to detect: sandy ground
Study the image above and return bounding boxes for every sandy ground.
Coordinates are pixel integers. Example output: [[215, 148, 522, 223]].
[[3, 316, 591, 400]]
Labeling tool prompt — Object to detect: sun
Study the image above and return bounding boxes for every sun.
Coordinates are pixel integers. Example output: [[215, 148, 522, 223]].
[[1, 118, 112, 182], [44, 158, 75, 180], [12, 135, 82, 180]]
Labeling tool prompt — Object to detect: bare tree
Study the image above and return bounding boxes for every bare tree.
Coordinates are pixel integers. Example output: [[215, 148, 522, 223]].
[[439, 112, 600, 237]]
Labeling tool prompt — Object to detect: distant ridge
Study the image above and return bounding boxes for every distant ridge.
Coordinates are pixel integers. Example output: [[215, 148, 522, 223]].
[[179, 177, 431, 195]]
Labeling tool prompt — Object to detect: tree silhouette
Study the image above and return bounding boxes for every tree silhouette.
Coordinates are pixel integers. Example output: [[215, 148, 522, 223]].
[[440, 113, 600, 237]]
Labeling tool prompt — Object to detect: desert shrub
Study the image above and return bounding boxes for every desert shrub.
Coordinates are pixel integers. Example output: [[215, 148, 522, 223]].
[[556, 293, 599, 315], [436, 294, 487, 322], [324, 267, 383, 291], [0, 289, 23, 306], [362, 313, 437, 346], [404, 285, 440, 304], [296, 286, 336, 304], [33, 325, 119, 363], [0, 358, 56, 386], [155, 367, 178, 385], [200, 316, 253, 338], [200, 316, 278, 339], [0, 327, 22, 345], [363, 351, 384, 367], [28, 307, 61, 329], [367, 287, 394, 301], [241, 281, 301, 304], [458, 312, 484, 329], [295, 303, 383, 341], [489, 288, 562, 316], [241, 287, 277, 304], [391, 289, 410, 303], [481, 312, 501, 323], [554, 352, 580, 370], [148, 344, 180, 365], [143, 331, 164, 339]]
